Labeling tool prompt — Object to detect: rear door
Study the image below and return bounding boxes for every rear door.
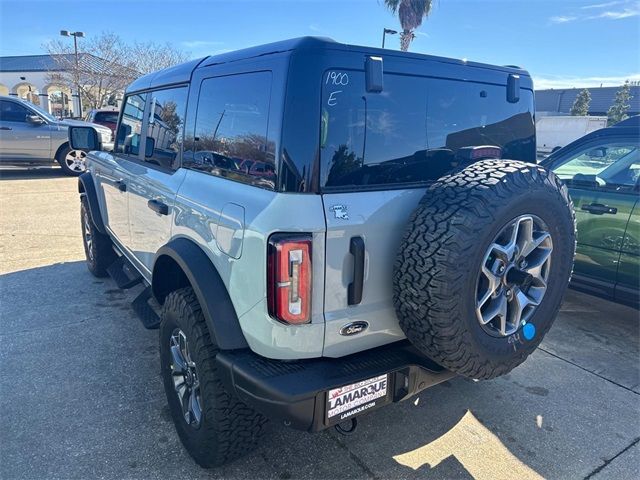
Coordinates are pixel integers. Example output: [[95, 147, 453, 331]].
[[549, 136, 639, 296], [320, 70, 536, 357], [126, 85, 188, 274]]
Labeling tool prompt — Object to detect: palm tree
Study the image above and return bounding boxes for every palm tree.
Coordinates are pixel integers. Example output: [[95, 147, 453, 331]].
[[384, 0, 433, 51]]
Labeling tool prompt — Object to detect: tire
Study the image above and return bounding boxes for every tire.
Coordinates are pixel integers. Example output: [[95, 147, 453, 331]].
[[80, 196, 116, 277], [393, 159, 575, 380], [159, 287, 267, 467], [57, 144, 87, 176]]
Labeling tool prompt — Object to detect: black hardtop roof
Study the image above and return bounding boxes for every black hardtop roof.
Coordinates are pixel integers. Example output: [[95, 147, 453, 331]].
[[126, 36, 530, 93]]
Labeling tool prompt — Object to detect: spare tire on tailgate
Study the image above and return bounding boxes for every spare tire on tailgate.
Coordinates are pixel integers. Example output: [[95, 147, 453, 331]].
[[393, 159, 575, 380]]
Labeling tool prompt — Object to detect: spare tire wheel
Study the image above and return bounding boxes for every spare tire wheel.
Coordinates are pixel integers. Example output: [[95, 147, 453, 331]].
[[393, 159, 576, 380]]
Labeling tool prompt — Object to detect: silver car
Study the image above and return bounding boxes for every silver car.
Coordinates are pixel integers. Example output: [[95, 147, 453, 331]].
[[0, 95, 113, 175]]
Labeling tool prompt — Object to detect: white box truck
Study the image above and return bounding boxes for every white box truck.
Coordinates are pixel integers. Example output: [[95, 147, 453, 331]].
[[536, 116, 607, 156]]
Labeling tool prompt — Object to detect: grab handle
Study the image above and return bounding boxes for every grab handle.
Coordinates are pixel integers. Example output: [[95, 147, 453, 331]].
[[348, 236, 365, 306]]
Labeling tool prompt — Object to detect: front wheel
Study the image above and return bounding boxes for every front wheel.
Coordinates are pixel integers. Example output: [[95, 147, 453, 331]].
[[57, 144, 87, 176], [80, 196, 116, 277], [160, 287, 266, 467]]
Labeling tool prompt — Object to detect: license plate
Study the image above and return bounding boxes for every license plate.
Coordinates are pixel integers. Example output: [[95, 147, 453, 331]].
[[326, 374, 389, 424]]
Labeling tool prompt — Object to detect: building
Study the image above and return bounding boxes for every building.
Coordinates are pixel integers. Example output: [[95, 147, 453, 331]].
[[536, 85, 640, 117], [0, 53, 127, 118]]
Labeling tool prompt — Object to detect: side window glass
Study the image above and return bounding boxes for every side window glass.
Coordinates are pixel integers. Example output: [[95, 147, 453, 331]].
[[145, 87, 188, 170], [184, 71, 275, 189], [553, 142, 640, 192], [0, 100, 30, 122], [115, 93, 146, 156]]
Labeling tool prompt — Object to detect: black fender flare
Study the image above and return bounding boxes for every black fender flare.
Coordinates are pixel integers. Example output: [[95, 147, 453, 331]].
[[153, 238, 249, 351], [78, 172, 107, 234]]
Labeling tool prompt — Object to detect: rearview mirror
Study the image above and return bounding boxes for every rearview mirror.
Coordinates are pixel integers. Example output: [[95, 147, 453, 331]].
[[26, 114, 45, 125], [69, 126, 101, 151], [588, 147, 606, 158]]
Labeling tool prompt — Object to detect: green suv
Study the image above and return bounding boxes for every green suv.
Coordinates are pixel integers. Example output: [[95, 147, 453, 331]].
[[543, 117, 639, 307]]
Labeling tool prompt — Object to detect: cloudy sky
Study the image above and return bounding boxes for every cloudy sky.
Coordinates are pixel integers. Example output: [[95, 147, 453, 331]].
[[0, 0, 638, 89]]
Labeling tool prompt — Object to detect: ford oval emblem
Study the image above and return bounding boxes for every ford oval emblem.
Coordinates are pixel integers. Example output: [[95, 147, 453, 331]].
[[339, 321, 369, 336]]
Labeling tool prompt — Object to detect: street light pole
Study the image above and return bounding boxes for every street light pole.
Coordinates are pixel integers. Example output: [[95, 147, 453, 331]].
[[382, 28, 398, 48], [60, 30, 85, 117]]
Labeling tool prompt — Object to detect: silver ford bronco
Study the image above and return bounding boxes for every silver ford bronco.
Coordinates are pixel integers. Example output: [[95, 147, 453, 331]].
[[69, 37, 575, 467]]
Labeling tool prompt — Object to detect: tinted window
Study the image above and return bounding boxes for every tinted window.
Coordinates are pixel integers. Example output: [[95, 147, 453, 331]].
[[320, 72, 535, 190], [94, 111, 119, 123], [552, 141, 640, 192], [145, 87, 188, 170], [184, 72, 275, 189], [115, 93, 146, 156], [0, 100, 30, 122]]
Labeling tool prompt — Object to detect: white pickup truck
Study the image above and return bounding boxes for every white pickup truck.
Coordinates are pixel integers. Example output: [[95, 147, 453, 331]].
[[536, 115, 608, 156]]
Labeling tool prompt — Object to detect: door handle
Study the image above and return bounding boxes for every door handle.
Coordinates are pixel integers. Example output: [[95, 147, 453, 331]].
[[0, 127, 12, 131], [581, 203, 617, 215], [348, 236, 365, 306], [115, 180, 127, 192], [147, 199, 169, 215]]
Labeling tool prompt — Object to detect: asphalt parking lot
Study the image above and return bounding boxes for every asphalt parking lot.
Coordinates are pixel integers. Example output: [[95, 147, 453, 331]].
[[1, 167, 638, 480]]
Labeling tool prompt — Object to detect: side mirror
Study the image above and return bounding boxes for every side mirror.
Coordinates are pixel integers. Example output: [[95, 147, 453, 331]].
[[145, 136, 156, 158], [26, 114, 45, 125], [69, 126, 101, 151]]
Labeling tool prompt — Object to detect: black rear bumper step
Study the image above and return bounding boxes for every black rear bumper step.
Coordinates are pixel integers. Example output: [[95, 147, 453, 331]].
[[107, 256, 143, 290], [216, 341, 455, 432]]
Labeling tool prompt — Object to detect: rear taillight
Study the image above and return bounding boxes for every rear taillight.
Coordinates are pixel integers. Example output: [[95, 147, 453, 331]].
[[267, 234, 312, 324]]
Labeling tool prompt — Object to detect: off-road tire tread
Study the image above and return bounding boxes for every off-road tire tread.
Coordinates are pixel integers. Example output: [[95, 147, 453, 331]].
[[80, 196, 115, 277], [161, 287, 267, 467], [393, 159, 575, 380]]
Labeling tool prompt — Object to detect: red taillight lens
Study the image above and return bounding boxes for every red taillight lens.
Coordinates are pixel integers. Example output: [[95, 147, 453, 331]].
[[267, 234, 312, 325]]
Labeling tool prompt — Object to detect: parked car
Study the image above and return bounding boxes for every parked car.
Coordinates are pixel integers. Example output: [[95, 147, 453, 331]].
[[84, 107, 119, 135], [0, 95, 113, 175], [536, 115, 608, 156], [542, 117, 639, 306], [68, 37, 575, 467]]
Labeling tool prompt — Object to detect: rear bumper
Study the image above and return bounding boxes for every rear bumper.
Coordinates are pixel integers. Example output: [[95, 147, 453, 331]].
[[216, 340, 455, 432]]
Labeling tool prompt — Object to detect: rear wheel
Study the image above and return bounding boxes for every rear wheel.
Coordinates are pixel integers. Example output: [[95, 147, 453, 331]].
[[394, 160, 575, 380], [160, 287, 266, 467], [57, 144, 87, 176]]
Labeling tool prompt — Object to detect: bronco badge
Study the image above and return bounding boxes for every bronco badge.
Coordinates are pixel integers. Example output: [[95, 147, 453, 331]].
[[339, 321, 369, 336]]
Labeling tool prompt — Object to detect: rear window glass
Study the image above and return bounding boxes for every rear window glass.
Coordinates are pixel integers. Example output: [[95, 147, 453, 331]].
[[183, 71, 275, 189], [320, 71, 535, 190], [94, 111, 119, 123]]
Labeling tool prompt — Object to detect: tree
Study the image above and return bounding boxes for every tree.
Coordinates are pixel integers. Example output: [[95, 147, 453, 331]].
[[45, 32, 138, 112], [44, 32, 190, 113], [607, 81, 633, 126], [570, 88, 591, 116], [129, 41, 190, 75], [384, 0, 434, 51]]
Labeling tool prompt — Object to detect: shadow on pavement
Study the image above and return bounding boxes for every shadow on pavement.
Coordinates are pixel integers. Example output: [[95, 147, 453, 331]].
[[1, 262, 638, 480]]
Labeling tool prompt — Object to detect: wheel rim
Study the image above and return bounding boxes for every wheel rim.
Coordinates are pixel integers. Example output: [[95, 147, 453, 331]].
[[475, 215, 553, 338], [169, 329, 203, 428], [82, 208, 93, 261], [64, 149, 87, 172]]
